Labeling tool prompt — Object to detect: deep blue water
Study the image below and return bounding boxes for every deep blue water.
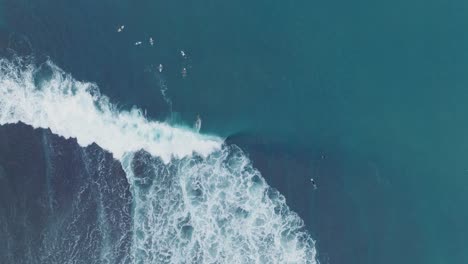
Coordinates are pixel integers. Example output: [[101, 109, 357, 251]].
[[1, 0, 468, 263], [0, 124, 133, 263]]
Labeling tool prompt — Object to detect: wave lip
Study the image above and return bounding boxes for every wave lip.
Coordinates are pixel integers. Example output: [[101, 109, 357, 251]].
[[0, 58, 222, 162]]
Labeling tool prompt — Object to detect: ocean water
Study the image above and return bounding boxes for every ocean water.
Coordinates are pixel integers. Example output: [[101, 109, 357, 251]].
[[1, 0, 468, 264]]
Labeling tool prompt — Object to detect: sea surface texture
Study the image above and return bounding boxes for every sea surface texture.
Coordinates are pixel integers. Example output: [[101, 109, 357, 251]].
[[1, 0, 468, 264]]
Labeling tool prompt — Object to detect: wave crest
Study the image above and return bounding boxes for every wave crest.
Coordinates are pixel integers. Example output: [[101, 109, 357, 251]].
[[0, 58, 222, 162]]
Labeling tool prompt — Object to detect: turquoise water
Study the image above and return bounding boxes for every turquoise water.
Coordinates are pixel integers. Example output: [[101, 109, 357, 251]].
[[2, 0, 468, 263]]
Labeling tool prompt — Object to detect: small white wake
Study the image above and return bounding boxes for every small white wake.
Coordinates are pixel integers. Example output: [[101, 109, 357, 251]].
[[0, 58, 222, 163]]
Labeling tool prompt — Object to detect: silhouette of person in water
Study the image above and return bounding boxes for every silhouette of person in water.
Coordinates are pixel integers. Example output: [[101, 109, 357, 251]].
[[310, 178, 317, 190], [194, 115, 201, 132]]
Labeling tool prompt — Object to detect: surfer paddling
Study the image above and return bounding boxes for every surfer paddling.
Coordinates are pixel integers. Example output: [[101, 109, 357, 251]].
[[310, 178, 318, 190]]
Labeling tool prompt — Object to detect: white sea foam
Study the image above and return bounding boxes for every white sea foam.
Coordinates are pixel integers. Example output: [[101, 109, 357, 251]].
[[122, 146, 317, 264], [0, 57, 317, 263], [0, 58, 222, 162]]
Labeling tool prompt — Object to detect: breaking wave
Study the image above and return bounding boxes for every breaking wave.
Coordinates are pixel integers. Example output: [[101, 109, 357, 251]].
[[0, 58, 221, 163], [0, 57, 317, 263]]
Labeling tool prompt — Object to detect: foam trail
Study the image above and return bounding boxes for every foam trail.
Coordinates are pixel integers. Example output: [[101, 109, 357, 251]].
[[0, 57, 317, 263], [0, 58, 222, 162]]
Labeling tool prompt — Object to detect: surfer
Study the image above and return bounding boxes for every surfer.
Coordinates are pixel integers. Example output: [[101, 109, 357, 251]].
[[194, 115, 201, 132], [158, 64, 163, 73], [181, 67, 187, 78], [117, 25, 125, 32], [149, 37, 154, 46], [135, 41, 142, 46], [310, 178, 318, 190], [180, 50, 186, 58]]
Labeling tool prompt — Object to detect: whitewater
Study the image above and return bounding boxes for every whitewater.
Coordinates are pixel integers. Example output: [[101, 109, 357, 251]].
[[0, 57, 317, 263]]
